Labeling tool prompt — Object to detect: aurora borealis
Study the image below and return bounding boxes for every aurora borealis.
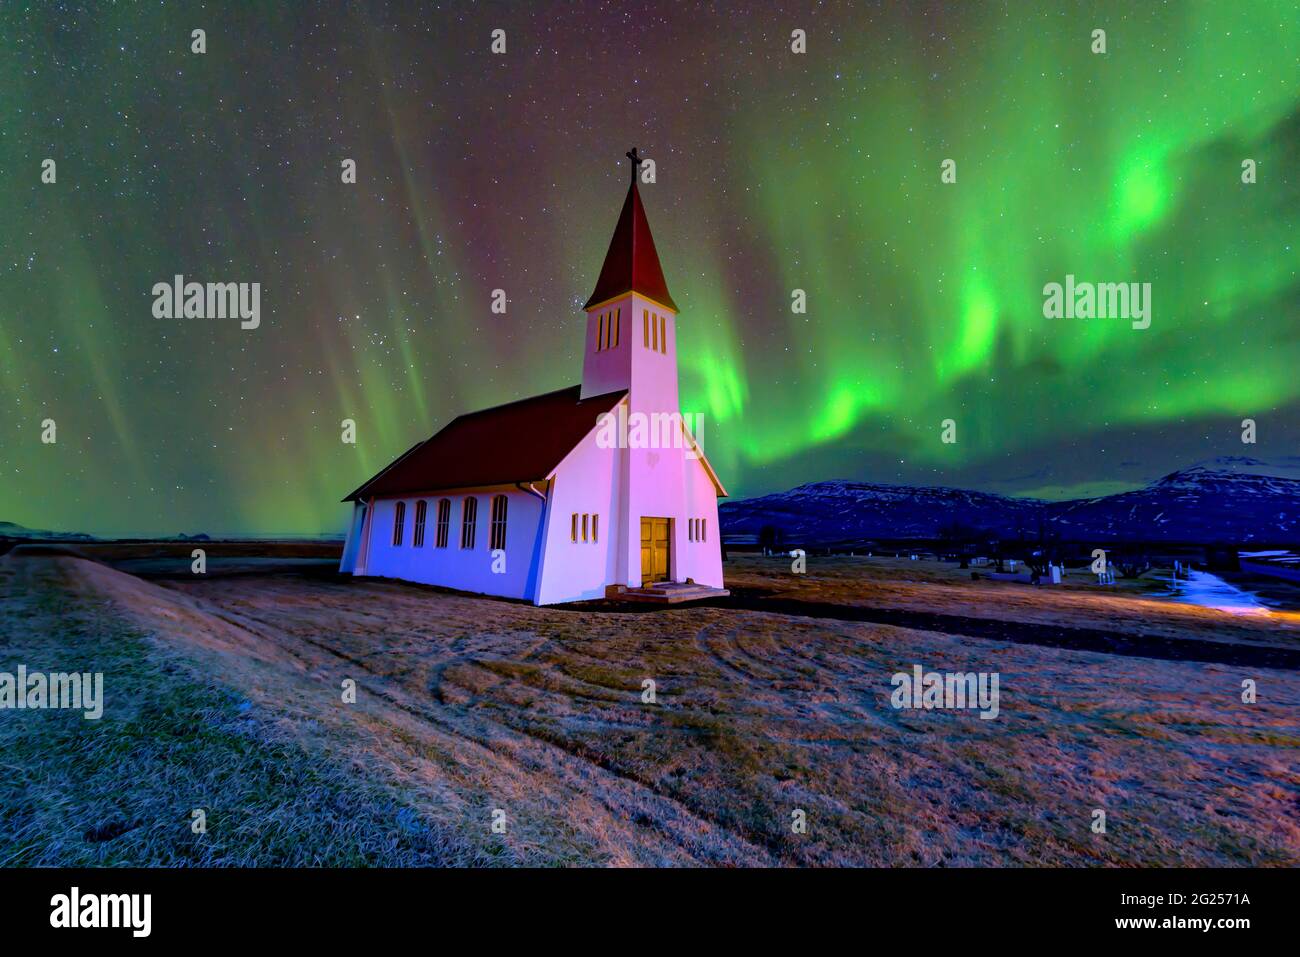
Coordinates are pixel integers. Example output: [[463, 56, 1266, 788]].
[[2, 1, 1298, 537]]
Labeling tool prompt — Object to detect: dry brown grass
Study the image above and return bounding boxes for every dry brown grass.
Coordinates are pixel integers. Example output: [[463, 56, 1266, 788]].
[[720, 554, 1300, 647], [4, 550, 1298, 866]]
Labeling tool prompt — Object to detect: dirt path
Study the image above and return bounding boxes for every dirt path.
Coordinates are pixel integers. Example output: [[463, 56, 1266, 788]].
[[696, 592, 1300, 670]]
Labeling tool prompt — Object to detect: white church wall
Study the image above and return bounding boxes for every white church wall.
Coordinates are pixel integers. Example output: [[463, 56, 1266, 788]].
[[339, 501, 366, 573], [536, 428, 622, 605], [627, 292, 679, 417], [620, 292, 688, 587], [362, 490, 544, 600], [621, 441, 690, 588], [681, 454, 725, 588], [579, 292, 635, 401]]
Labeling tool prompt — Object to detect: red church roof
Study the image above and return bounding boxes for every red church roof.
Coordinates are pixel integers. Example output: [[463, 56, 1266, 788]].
[[583, 176, 678, 312], [342, 385, 625, 502]]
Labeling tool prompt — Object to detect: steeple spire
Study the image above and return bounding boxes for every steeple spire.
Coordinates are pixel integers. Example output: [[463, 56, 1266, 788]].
[[583, 149, 678, 312]]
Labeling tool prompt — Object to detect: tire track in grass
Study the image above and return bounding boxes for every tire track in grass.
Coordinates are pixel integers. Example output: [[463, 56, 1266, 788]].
[[154, 575, 777, 865]]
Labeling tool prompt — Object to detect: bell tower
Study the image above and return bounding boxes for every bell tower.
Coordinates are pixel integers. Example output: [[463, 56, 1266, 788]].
[[580, 148, 679, 419]]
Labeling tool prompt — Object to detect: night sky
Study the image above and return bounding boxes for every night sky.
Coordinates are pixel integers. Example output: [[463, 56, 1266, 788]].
[[3, 2, 1298, 537]]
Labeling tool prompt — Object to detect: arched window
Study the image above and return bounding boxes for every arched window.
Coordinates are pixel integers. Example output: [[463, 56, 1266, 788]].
[[460, 496, 478, 549], [413, 500, 428, 547], [435, 499, 451, 548], [392, 501, 406, 546], [490, 495, 508, 551]]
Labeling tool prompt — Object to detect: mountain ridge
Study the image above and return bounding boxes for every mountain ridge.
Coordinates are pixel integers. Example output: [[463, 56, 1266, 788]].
[[720, 460, 1300, 546]]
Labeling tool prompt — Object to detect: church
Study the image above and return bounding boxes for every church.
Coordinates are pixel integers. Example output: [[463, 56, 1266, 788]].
[[338, 150, 728, 605]]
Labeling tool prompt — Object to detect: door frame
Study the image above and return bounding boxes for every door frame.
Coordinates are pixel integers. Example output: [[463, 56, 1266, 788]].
[[639, 515, 673, 584]]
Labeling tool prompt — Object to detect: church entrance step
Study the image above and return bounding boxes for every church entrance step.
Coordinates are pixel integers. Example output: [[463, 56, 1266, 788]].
[[606, 582, 730, 604]]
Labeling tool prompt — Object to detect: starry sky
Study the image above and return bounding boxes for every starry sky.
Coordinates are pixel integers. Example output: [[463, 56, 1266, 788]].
[[2, 1, 1298, 537]]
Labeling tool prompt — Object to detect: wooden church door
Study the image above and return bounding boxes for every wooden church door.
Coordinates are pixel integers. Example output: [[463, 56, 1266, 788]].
[[640, 517, 671, 583]]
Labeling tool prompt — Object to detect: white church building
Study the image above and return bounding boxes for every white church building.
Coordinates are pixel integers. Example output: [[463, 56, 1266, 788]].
[[339, 150, 728, 605]]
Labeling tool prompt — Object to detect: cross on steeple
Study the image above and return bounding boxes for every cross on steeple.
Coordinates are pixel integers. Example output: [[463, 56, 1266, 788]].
[[582, 148, 677, 312]]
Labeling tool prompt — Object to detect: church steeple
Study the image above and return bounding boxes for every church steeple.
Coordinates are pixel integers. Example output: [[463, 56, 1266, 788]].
[[583, 148, 678, 312]]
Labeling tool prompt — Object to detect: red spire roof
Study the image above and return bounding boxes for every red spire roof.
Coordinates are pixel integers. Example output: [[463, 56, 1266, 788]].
[[584, 163, 678, 312]]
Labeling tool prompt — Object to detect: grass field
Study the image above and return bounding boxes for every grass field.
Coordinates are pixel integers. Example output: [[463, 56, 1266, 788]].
[[2, 545, 1297, 866]]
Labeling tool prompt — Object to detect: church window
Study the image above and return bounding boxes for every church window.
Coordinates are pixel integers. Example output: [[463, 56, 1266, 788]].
[[596, 310, 620, 352], [461, 496, 478, 549], [413, 500, 428, 547], [490, 495, 508, 550], [392, 501, 406, 546], [643, 310, 649, 347], [700, 518, 706, 542], [659, 314, 667, 353], [435, 499, 451, 547], [571, 512, 598, 544]]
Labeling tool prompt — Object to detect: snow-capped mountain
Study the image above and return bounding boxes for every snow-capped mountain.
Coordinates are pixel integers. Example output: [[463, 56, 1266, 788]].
[[721, 459, 1300, 546], [1047, 463, 1300, 544]]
